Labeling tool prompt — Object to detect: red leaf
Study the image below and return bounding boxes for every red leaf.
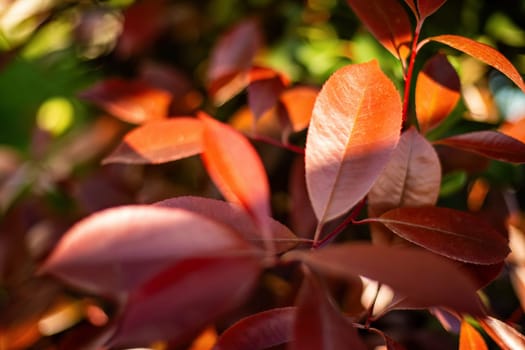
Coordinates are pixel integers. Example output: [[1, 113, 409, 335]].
[[305, 61, 402, 226], [199, 112, 272, 240], [109, 256, 260, 347], [207, 19, 262, 105], [40, 205, 257, 295], [461, 262, 505, 289], [479, 316, 525, 350], [370, 206, 510, 264], [280, 86, 319, 133], [154, 196, 298, 252], [289, 156, 317, 238], [421, 35, 525, 94], [290, 269, 367, 350], [404, 0, 447, 19], [435, 130, 525, 163], [368, 328, 407, 350], [286, 243, 484, 315], [460, 319, 488, 350], [213, 307, 295, 350], [103, 118, 203, 164], [345, 0, 412, 60], [78, 78, 172, 124], [415, 54, 461, 133], [248, 66, 289, 121]]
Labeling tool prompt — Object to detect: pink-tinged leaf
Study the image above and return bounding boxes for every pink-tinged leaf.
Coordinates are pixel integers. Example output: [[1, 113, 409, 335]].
[[421, 35, 525, 94], [460, 319, 488, 350], [78, 78, 172, 124], [345, 0, 412, 60], [207, 19, 262, 105], [415, 54, 461, 133], [154, 196, 298, 252], [110, 256, 260, 347], [103, 118, 203, 165], [305, 61, 402, 225], [286, 243, 484, 315], [199, 112, 271, 238], [369, 206, 510, 264], [248, 66, 289, 121], [290, 269, 367, 350], [480, 316, 525, 350], [435, 130, 525, 163], [289, 156, 317, 238], [40, 206, 256, 296], [213, 307, 295, 350], [280, 86, 319, 133], [403, 0, 418, 18]]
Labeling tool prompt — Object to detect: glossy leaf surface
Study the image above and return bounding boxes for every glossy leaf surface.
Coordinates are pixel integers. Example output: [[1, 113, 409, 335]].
[[415, 54, 460, 133], [288, 243, 483, 315], [435, 131, 525, 163], [422, 35, 525, 94], [372, 206, 509, 264], [480, 316, 525, 350], [459, 320, 488, 350], [291, 270, 367, 350], [40, 206, 255, 295], [78, 78, 172, 124], [345, 0, 412, 60], [199, 113, 271, 236], [213, 307, 295, 350], [110, 256, 260, 347], [305, 61, 402, 225], [103, 118, 203, 164]]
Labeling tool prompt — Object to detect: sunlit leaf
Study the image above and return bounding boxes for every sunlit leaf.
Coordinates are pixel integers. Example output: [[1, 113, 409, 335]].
[[286, 243, 483, 315], [290, 269, 367, 350], [109, 256, 260, 347], [305, 61, 402, 226], [199, 112, 272, 242], [213, 307, 295, 350], [280, 86, 319, 134], [103, 118, 203, 164], [421, 35, 525, 94], [460, 320, 488, 350], [369, 206, 509, 264], [40, 206, 257, 295], [435, 130, 525, 163], [345, 0, 412, 60], [415, 53, 460, 133], [480, 316, 525, 350]]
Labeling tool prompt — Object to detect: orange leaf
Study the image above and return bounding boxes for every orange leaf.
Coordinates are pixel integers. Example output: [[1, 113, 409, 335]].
[[103, 117, 203, 164], [280, 86, 319, 133], [421, 35, 525, 94], [459, 320, 488, 350], [345, 0, 412, 60], [415, 53, 460, 133], [305, 61, 402, 225]]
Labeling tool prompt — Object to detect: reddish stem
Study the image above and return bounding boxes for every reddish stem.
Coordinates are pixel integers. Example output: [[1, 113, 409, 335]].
[[252, 135, 305, 155], [402, 20, 424, 126]]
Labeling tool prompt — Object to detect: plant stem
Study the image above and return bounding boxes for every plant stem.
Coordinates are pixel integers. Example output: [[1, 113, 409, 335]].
[[402, 20, 424, 126], [252, 135, 305, 154]]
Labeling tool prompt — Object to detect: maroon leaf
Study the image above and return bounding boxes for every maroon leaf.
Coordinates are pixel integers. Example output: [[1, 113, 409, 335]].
[[480, 316, 525, 350], [40, 205, 257, 295], [305, 61, 402, 228], [369, 206, 510, 264], [248, 66, 289, 121], [415, 54, 461, 133], [460, 262, 504, 289], [434, 131, 525, 163], [103, 117, 203, 164], [404, 0, 447, 19], [154, 196, 298, 252], [345, 0, 412, 60], [78, 78, 172, 124], [289, 156, 317, 238], [213, 307, 295, 350], [287, 243, 484, 315], [109, 256, 261, 347], [290, 269, 367, 350], [460, 319, 488, 350], [368, 328, 407, 350], [421, 35, 525, 94]]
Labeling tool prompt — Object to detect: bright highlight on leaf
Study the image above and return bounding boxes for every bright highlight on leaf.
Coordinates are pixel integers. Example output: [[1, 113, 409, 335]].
[[305, 61, 402, 227], [459, 319, 488, 350]]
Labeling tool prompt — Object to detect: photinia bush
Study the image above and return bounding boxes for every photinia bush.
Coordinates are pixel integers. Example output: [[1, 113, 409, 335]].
[[37, 0, 525, 349]]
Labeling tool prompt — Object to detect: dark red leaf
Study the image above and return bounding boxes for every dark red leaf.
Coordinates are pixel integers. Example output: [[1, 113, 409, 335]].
[[345, 0, 412, 60], [460, 319, 488, 350], [479, 316, 525, 350], [78, 78, 172, 124], [404, 0, 447, 19], [435, 131, 525, 163], [421, 35, 525, 94], [370, 206, 510, 264], [289, 156, 317, 238], [305, 61, 402, 227], [40, 205, 257, 295], [368, 328, 407, 350], [102, 118, 203, 164], [248, 66, 289, 121], [290, 269, 367, 350], [213, 307, 295, 350], [109, 256, 260, 347], [460, 262, 504, 289], [287, 243, 484, 315], [415, 54, 461, 133]]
